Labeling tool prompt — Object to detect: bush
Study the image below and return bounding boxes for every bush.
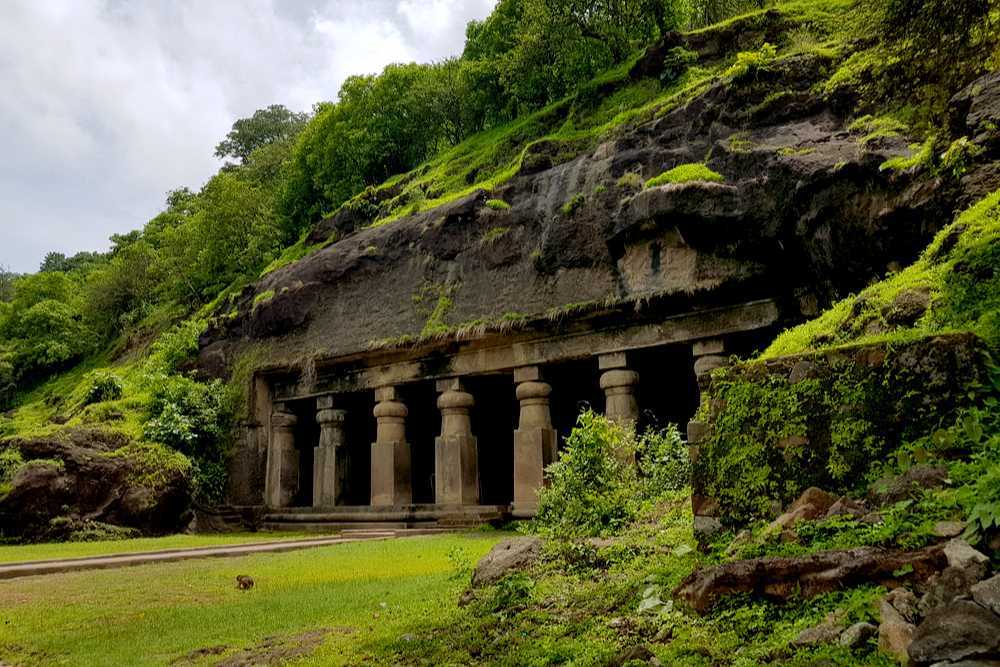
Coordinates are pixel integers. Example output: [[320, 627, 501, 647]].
[[148, 319, 207, 373], [143, 375, 230, 461], [0, 447, 25, 487], [82, 372, 123, 406], [485, 198, 511, 211], [192, 458, 228, 504], [724, 43, 777, 80], [637, 425, 690, 494], [535, 411, 640, 537], [645, 163, 724, 187]]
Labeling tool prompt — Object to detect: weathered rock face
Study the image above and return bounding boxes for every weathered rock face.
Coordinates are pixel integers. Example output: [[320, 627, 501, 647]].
[[197, 51, 978, 378], [471, 536, 543, 588], [673, 544, 948, 614], [690, 333, 989, 534], [0, 430, 192, 540]]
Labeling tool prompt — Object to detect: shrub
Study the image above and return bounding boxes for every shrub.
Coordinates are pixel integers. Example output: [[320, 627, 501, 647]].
[[143, 376, 230, 460], [82, 372, 124, 406], [0, 447, 25, 487], [192, 458, 228, 504], [724, 43, 777, 80], [485, 198, 511, 211], [662, 47, 698, 84], [148, 319, 207, 373], [645, 163, 724, 188], [616, 172, 644, 190], [535, 411, 640, 537], [561, 193, 585, 216], [637, 425, 690, 494], [939, 137, 984, 179]]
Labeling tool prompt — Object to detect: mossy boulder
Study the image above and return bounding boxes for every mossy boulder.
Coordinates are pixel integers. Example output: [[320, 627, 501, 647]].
[[0, 429, 193, 541], [692, 333, 991, 529]]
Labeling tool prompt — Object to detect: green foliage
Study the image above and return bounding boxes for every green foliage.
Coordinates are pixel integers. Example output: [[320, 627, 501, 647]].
[[880, 135, 935, 172], [536, 412, 688, 537], [191, 458, 228, 505], [560, 193, 585, 216], [617, 171, 645, 190], [939, 137, 985, 179], [878, 0, 991, 57], [724, 42, 777, 80], [484, 198, 511, 211], [766, 188, 1000, 356], [662, 47, 699, 83], [82, 372, 123, 406], [214, 104, 308, 164], [645, 162, 724, 187], [142, 376, 229, 462], [480, 227, 511, 245], [0, 447, 25, 489], [147, 319, 207, 373]]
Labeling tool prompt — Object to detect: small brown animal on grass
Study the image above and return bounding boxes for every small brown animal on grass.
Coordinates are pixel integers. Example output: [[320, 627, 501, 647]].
[[235, 575, 255, 590]]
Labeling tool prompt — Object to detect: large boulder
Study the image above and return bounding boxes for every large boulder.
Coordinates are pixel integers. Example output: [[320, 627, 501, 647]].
[[674, 545, 948, 614], [471, 537, 543, 587], [0, 429, 193, 540], [909, 600, 1000, 664]]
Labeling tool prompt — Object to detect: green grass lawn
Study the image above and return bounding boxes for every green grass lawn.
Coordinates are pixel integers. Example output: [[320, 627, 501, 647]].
[[0, 532, 504, 666], [0, 532, 323, 564]]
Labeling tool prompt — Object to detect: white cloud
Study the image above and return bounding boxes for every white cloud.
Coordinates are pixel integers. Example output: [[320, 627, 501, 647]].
[[0, 0, 495, 273]]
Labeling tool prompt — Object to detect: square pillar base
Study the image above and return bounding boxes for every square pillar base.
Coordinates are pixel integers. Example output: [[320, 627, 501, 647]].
[[371, 440, 412, 507], [435, 434, 479, 505]]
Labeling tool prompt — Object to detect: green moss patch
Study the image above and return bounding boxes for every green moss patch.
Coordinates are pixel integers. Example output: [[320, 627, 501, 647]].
[[645, 163, 724, 187]]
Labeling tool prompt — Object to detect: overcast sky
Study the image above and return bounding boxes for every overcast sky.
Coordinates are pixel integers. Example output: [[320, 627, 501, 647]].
[[0, 0, 495, 273]]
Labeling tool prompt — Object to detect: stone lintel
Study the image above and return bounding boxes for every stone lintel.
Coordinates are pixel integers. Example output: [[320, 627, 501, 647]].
[[692, 338, 725, 357], [435, 377, 465, 393], [598, 351, 628, 370], [513, 365, 542, 384], [273, 299, 780, 401], [374, 386, 398, 403]]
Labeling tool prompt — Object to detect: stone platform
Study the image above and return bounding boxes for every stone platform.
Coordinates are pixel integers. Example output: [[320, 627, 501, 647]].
[[262, 504, 511, 532]]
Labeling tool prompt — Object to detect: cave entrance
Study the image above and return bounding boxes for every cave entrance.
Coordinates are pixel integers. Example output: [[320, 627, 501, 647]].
[[633, 345, 700, 436], [337, 390, 375, 505], [401, 382, 438, 505], [466, 374, 517, 506], [287, 398, 318, 508], [547, 358, 605, 448]]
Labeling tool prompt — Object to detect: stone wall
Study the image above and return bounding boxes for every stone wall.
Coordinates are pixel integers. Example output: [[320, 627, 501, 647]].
[[689, 333, 991, 539]]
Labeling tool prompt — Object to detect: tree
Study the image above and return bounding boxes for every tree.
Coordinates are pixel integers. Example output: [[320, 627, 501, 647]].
[[214, 104, 309, 164], [0, 266, 16, 302]]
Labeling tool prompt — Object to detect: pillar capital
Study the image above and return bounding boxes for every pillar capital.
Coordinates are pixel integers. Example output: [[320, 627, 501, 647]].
[[515, 381, 552, 402], [599, 369, 639, 391], [373, 400, 408, 419], [316, 408, 346, 425], [692, 338, 725, 357], [435, 377, 466, 394], [438, 389, 474, 412], [270, 410, 298, 430]]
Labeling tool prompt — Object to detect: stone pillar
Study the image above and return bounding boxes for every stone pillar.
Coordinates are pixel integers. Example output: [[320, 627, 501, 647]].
[[599, 353, 640, 424], [434, 378, 479, 505], [313, 396, 347, 508], [371, 387, 412, 507], [264, 403, 299, 508], [687, 419, 721, 548], [512, 366, 557, 516], [692, 338, 728, 395]]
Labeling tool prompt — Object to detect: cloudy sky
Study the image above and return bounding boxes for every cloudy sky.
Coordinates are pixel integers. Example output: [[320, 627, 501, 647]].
[[0, 0, 495, 273]]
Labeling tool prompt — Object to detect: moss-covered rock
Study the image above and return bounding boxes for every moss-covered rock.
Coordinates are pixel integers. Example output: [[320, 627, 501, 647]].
[[692, 333, 991, 529]]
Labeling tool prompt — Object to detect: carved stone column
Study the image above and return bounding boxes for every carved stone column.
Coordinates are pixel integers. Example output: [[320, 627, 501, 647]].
[[264, 403, 299, 508], [313, 396, 347, 508], [434, 378, 479, 505], [370, 387, 412, 507], [692, 338, 728, 395], [512, 366, 557, 516], [600, 369, 640, 424]]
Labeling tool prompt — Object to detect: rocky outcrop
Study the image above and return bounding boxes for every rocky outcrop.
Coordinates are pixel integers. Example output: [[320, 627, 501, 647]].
[[673, 544, 948, 614], [0, 429, 192, 540], [197, 52, 982, 379], [471, 536, 543, 587]]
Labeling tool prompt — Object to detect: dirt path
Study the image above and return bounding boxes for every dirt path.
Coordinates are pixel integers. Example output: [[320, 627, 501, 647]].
[[0, 529, 447, 580]]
